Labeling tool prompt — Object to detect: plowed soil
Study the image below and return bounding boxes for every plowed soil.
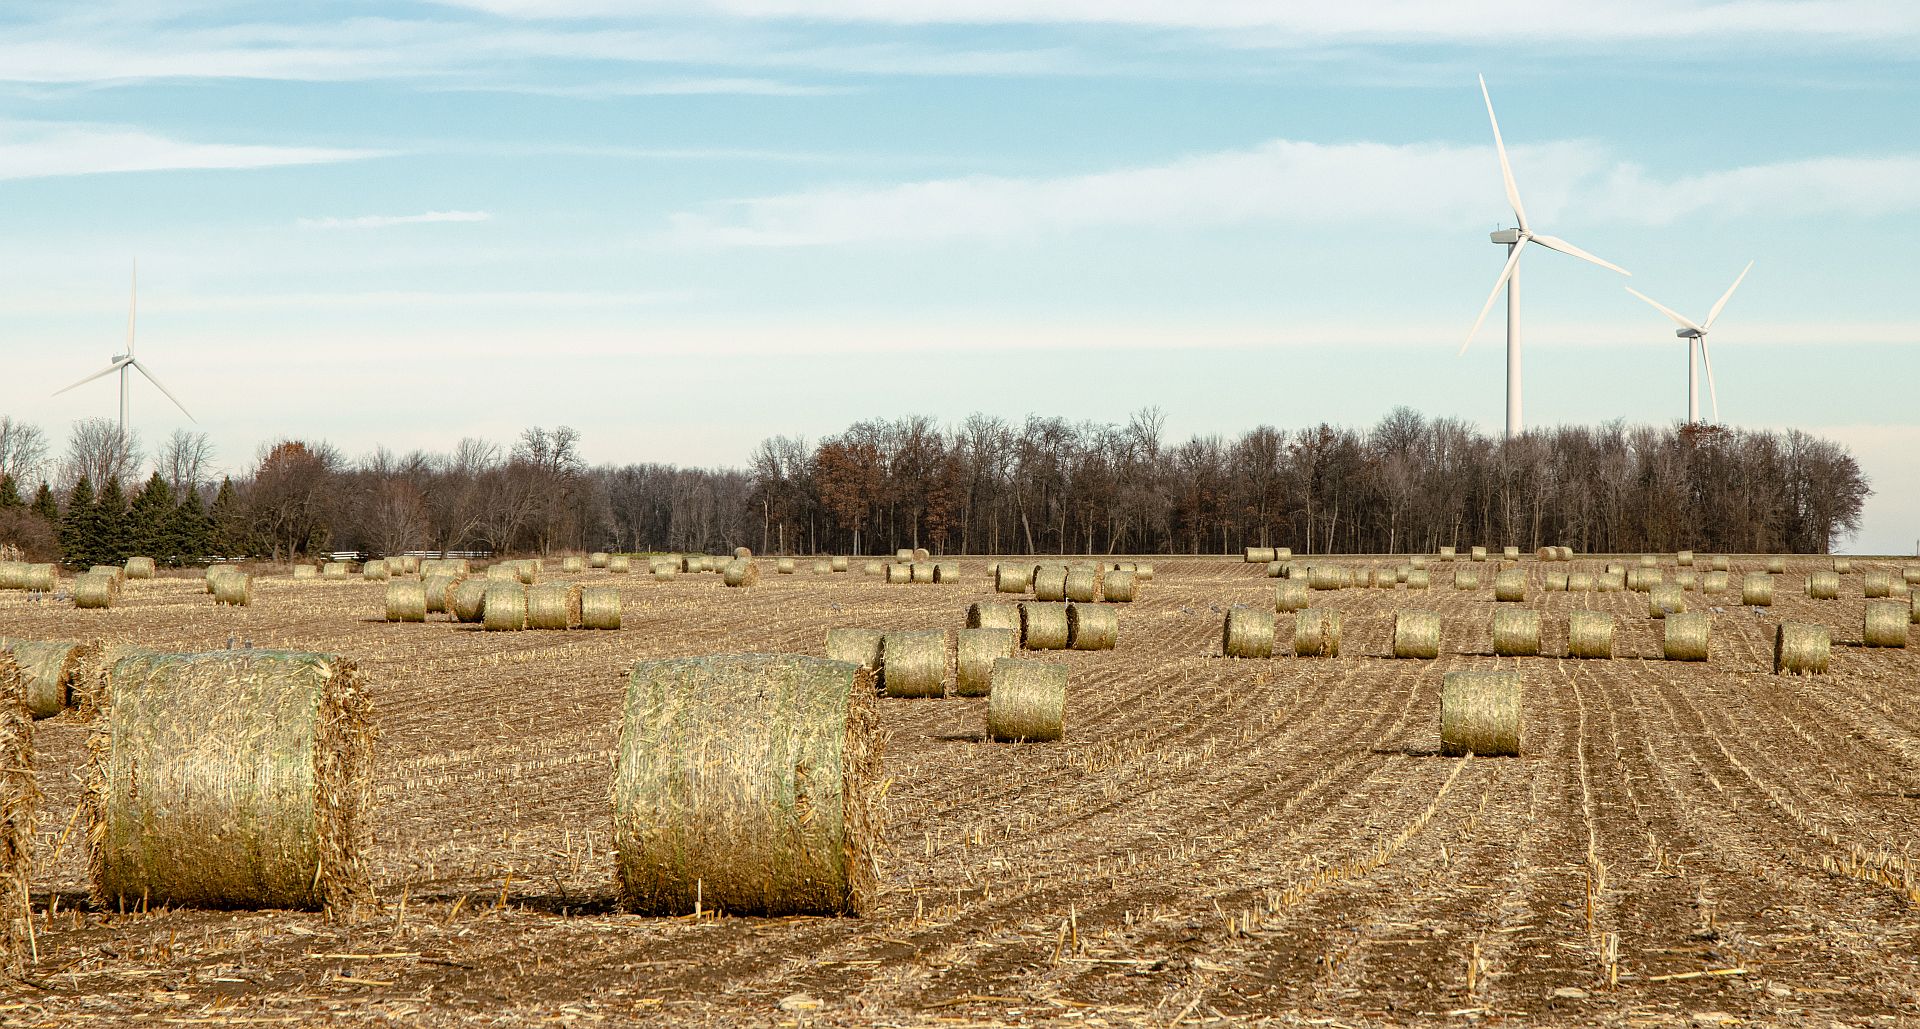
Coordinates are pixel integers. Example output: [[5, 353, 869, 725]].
[[2, 556, 1917, 1027]]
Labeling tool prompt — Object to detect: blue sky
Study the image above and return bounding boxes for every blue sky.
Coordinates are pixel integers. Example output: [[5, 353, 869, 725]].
[[1, 1, 1917, 551]]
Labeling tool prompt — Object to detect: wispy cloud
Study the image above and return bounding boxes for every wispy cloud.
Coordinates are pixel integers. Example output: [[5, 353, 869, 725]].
[[0, 119, 381, 180], [484, 76, 854, 97], [298, 210, 494, 229]]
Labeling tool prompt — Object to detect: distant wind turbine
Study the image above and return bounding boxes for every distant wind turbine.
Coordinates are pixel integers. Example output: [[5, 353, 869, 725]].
[[1625, 261, 1753, 425], [1462, 74, 1632, 440], [52, 260, 195, 437]]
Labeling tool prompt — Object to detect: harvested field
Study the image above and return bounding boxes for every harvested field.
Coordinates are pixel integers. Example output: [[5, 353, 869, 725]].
[[1, 555, 1918, 1026]]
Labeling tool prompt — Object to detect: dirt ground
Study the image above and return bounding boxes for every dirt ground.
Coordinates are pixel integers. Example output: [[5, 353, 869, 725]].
[[1, 555, 1917, 1027]]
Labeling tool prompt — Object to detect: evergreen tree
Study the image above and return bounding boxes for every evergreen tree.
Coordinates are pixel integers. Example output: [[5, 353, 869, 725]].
[[128, 472, 174, 560], [0, 474, 19, 509], [95, 478, 129, 565], [59, 477, 97, 567], [31, 483, 57, 523], [210, 476, 251, 558], [167, 486, 215, 565]]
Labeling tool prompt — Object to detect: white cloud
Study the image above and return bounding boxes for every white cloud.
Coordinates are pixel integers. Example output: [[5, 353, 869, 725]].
[[297, 210, 494, 229], [0, 120, 381, 180]]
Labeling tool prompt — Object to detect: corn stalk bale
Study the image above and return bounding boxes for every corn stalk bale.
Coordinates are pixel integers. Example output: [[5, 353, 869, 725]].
[[825, 628, 884, 670], [1648, 583, 1686, 619], [894, 549, 914, 562], [1440, 671, 1522, 757], [830, 556, 849, 573], [1490, 608, 1541, 657], [1543, 571, 1568, 592], [1863, 600, 1909, 647], [1662, 611, 1710, 661], [1245, 547, 1276, 564], [1100, 570, 1136, 603], [573, 586, 619, 631], [1020, 603, 1071, 651], [212, 572, 253, 607], [0, 638, 92, 718], [450, 578, 488, 622], [422, 574, 463, 614], [1832, 557, 1852, 574], [84, 649, 371, 912], [1904, 566, 1920, 585], [884, 563, 910, 584], [384, 580, 427, 623], [483, 583, 526, 631], [986, 659, 1066, 743], [1406, 569, 1432, 590], [1741, 572, 1774, 606], [1864, 569, 1892, 598], [527, 583, 582, 630], [1536, 547, 1555, 561], [1453, 568, 1482, 591], [1502, 546, 1519, 560], [722, 558, 761, 587], [609, 555, 631, 574], [561, 556, 586, 574], [1033, 566, 1068, 601], [1135, 563, 1155, 582], [0, 658, 30, 974], [1221, 605, 1275, 658], [1806, 570, 1840, 600], [1308, 564, 1344, 591], [1674, 571, 1698, 591], [1066, 603, 1117, 651], [955, 629, 1016, 696], [734, 547, 753, 560], [861, 560, 884, 576], [811, 559, 831, 574], [1701, 570, 1729, 594], [1494, 568, 1527, 602], [1567, 611, 1614, 659], [1470, 546, 1488, 562], [1567, 571, 1594, 591], [361, 559, 389, 581], [775, 557, 798, 576], [611, 654, 879, 917], [995, 564, 1031, 594], [911, 562, 936, 584], [652, 564, 679, 582], [1598, 571, 1626, 592], [1392, 611, 1442, 659], [1625, 567, 1663, 592], [879, 631, 946, 698], [514, 560, 539, 585], [1774, 621, 1830, 675], [1265, 560, 1286, 578], [75, 572, 118, 609], [1294, 608, 1342, 658], [934, 562, 961, 584], [967, 601, 1022, 638], [1766, 556, 1786, 574], [1273, 580, 1308, 613], [123, 556, 156, 580], [1438, 546, 1456, 561], [1677, 550, 1694, 567]]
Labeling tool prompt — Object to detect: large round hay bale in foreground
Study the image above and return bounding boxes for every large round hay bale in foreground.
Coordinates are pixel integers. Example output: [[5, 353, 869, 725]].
[[967, 601, 1022, 636], [580, 587, 621, 630], [1033, 566, 1068, 601], [0, 638, 92, 718], [124, 556, 156, 580], [1493, 568, 1527, 603], [1741, 572, 1774, 606], [0, 661, 32, 974], [212, 572, 253, 607], [384, 580, 427, 623], [1274, 580, 1308, 613], [1067, 603, 1117, 651], [612, 655, 879, 916], [1648, 583, 1685, 619], [880, 631, 946, 698], [450, 579, 488, 622], [482, 583, 526, 631], [1805, 570, 1840, 600], [1020, 603, 1071, 651], [1490, 608, 1541, 657], [84, 649, 371, 912], [987, 658, 1066, 743], [995, 564, 1031, 594], [75, 572, 118, 609], [1392, 611, 1441, 659], [1863, 600, 1909, 648], [1101, 570, 1136, 603], [527, 583, 582, 630], [722, 558, 760, 587], [1774, 621, 1830, 675], [825, 628, 884, 670], [1663, 611, 1710, 661], [1440, 671, 1521, 757], [1222, 605, 1275, 658], [1567, 611, 1614, 659], [956, 628, 1016, 697], [1294, 608, 1341, 657]]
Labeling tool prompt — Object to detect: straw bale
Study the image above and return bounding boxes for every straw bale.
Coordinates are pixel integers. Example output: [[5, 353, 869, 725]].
[[1863, 600, 1909, 648], [449, 579, 487, 622], [1637, 555, 1658, 568], [293, 565, 318, 580], [1411, 555, 1429, 569], [1677, 550, 1694, 567], [1406, 568, 1431, 590], [1567, 571, 1594, 591], [609, 555, 631, 574], [1294, 608, 1342, 658], [1832, 557, 1852, 574], [22, 564, 55, 592], [1536, 547, 1555, 561], [734, 547, 753, 560], [1904, 565, 1920, 585], [1774, 621, 1829, 675], [1864, 569, 1892, 598], [1567, 612, 1614, 659], [987, 659, 1066, 742], [1597, 571, 1625, 592], [956, 629, 1016, 697], [1766, 556, 1786, 574], [486, 563, 517, 581], [1702, 570, 1728, 594], [895, 549, 914, 562], [1491, 608, 1541, 656], [212, 571, 253, 607], [1741, 572, 1774, 606], [362, 559, 389, 581], [1502, 546, 1519, 560], [1494, 568, 1527, 602], [967, 601, 1022, 636], [581, 587, 621, 630], [910, 562, 935, 584], [1543, 571, 1568, 592], [1135, 563, 1155, 582], [0, 658, 30, 974], [723, 558, 760, 587], [812, 560, 831, 575], [588, 552, 610, 569], [1222, 606, 1275, 658], [1440, 671, 1521, 757], [1470, 546, 1488, 562], [879, 630, 947, 698], [1274, 580, 1308, 613], [862, 561, 884, 576], [125, 556, 156, 579], [1392, 611, 1442, 659], [515, 560, 539, 585], [1649, 583, 1686, 619], [1067, 603, 1117, 651], [1246, 547, 1276, 564], [831, 556, 849, 573], [1101, 570, 1136, 603], [1626, 567, 1663, 592], [1674, 571, 1698, 591], [913, 548, 931, 562], [1663, 611, 1710, 661], [482, 583, 526, 631], [0, 638, 92, 719], [384, 580, 426, 623], [562, 556, 586, 574], [1033, 566, 1068, 601], [653, 563, 679, 582], [1265, 561, 1287, 579], [1806, 570, 1840, 600], [1710, 555, 1729, 571], [1308, 565, 1344, 591], [1020, 603, 1071, 651], [1438, 546, 1456, 561], [527, 583, 582, 630], [423, 573, 465, 614], [75, 571, 118, 609], [934, 562, 961, 583], [996, 564, 1031, 594], [1453, 568, 1482, 591], [776, 558, 797, 575], [825, 628, 884, 670]]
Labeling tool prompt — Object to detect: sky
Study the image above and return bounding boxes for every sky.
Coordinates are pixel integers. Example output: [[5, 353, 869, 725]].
[[0, 1, 1916, 552]]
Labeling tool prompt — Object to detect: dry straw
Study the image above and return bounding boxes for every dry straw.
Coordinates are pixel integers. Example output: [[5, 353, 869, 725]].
[[967, 601, 1022, 636], [1711, 555, 1729, 571], [75, 571, 118, 609], [1674, 571, 1698, 591], [384, 580, 427, 623], [825, 628, 885, 670], [1067, 603, 1118, 650], [1308, 565, 1344, 591], [1536, 547, 1555, 561], [1102, 570, 1137, 603], [1864, 569, 1892, 598], [1774, 621, 1830, 675], [1222, 605, 1275, 658], [723, 558, 760, 587], [934, 562, 961, 583], [1352, 567, 1375, 589], [1502, 546, 1519, 560], [1677, 550, 1694, 567], [1453, 568, 1482, 591], [451, 579, 488, 622], [734, 546, 753, 560], [482, 583, 527, 631], [955, 628, 1016, 696], [995, 564, 1031, 594], [1648, 583, 1686, 619], [562, 556, 586, 574], [1470, 546, 1488, 562], [1905, 565, 1920, 585], [0, 660, 34, 974], [589, 552, 610, 569], [487, 563, 518, 582], [581, 587, 621, 630], [1406, 568, 1432, 590], [885, 563, 912, 584], [1597, 571, 1625, 592], [987, 658, 1066, 742], [776, 558, 797, 575], [1020, 603, 1071, 651], [1805, 570, 1840, 600], [23, 564, 55, 591], [1393, 611, 1442, 659], [609, 555, 631, 574], [895, 548, 914, 562], [293, 565, 318, 580], [84, 649, 371, 912], [1567, 611, 1614, 659], [1491, 608, 1541, 656], [1702, 570, 1729, 594], [1294, 608, 1342, 657], [1567, 571, 1594, 592], [1863, 600, 1909, 648], [422, 573, 463, 614], [653, 563, 679, 582], [910, 562, 936, 584], [1606, 562, 1626, 575], [913, 548, 931, 562], [610, 654, 880, 916], [1543, 571, 1568, 592], [1494, 568, 1527, 602], [0, 562, 20, 590], [212, 571, 253, 607], [1033, 566, 1069, 601], [125, 556, 156, 579], [1626, 567, 1663, 592], [1637, 555, 1658, 568], [1265, 561, 1287, 579], [1438, 546, 1457, 561], [1246, 547, 1276, 564], [363, 559, 389, 581], [1411, 555, 1429, 569], [1440, 671, 1522, 757], [1766, 556, 1786, 574], [1832, 557, 1853, 574], [1741, 572, 1774, 606], [880, 631, 947, 698], [527, 583, 582, 630], [1135, 563, 1155, 582], [515, 560, 539, 585], [0, 638, 92, 718], [1274, 580, 1308, 612], [862, 560, 884, 576], [831, 556, 849, 573], [1663, 611, 1710, 661]]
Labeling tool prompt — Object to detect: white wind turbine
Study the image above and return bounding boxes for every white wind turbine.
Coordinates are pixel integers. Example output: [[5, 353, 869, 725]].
[[52, 260, 195, 436], [1625, 261, 1753, 425], [1462, 74, 1632, 439]]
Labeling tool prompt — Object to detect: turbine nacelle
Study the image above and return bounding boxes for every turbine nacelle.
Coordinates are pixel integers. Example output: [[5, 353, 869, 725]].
[[1676, 328, 1703, 339]]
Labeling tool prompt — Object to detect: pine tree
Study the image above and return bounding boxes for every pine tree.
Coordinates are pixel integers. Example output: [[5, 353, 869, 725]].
[[128, 472, 174, 560], [210, 476, 251, 558], [59, 477, 97, 567], [31, 483, 58, 523], [168, 486, 215, 566], [0, 474, 19, 509], [95, 478, 129, 565]]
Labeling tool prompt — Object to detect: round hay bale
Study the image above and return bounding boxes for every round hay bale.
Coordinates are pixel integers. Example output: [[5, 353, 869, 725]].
[[723, 558, 760, 587], [1701, 570, 1729, 594], [1490, 608, 1540, 656], [89, 565, 126, 588], [825, 628, 884, 670], [0, 561, 20, 589], [1222, 605, 1275, 658], [1392, 611, 1442, 659], [1406, 569, 1432, 590], [1741, 572, 1774, 606], [1494, 568, 1527, 603], [776, 558, 797, 575], [894, 548, 914, 562], [1438, 546, 1457, 561], [967, 601, 1022, 636], [1626, 567, 1663, 592], [1470, 546, 1488, 562], [1352, 567, 1375, 589], [1135, 563, 1155, 582], [84, 649, 372, 912], [124, 556, 156, 580], [75, 572, 118, 609], [910, 562, 935, 584], [1440, 671, 1521, 757], [733, 546, 752, 560], [1806, 570, 1840, 600], [986, 659, 1065, 743], [384, 580, 426, 623], [562, 556, 586, 574], [482, 583, 526, 631], [422, 573, 462, 614], [451, 578, 489, 622], [212, 572, 253, 607], [1674, 571, 1698, 591], [1394, 565, 1411, 584], [1536, 547, 1555, 561], [1774, 621, 1830, 675], [1059, 566, 1097, 601], [1543, 571, 1568, 592], [1265, 560, 1287, 579], [580, 587, 621, 630], [831, 556, 849, 573], [880, 562, 908, 584], [1567, 611, 1614, 659], [995, 564, 1031, 594], [1101, 570, 1136, 603], [611, 654, 878, 916], [1637, 555, 1658, 568], [1676, 550, 1694, 567], [912, 548, 930, 562], [527, 583, 582, 630], [1904, 565, 1920, 585], [934, 562, 961, 583], [1033, 566, 1068, 601], [1864, 569, 1892, 598], [1765, 556, 1786, 574], [862, 560, 884, 576], [1710, 555, 1729, 571], [22, 564, 55, 592], [880, 631, 946, 698], [1274, 580, 1308, 612], [1648, 583, 1686, 619], [1567, 571, 1594, 592], [515, 560, 539, 585], [1502, 546, 1519, 560], [362, 560, 389, 581], [956, 628, 1016, 696], [1294, 608, 1342, 658], [1832, 557, 1852, 574], [812, 559, 832, 575], [588, 552, 610, 569], [1067, 603, 1117, 651], [1246, 547, 1276, 564], [293, 564, 318, 580], [0, 658, 31, 974], [609, 554, 631, 574], [652, 564, 679, 582], [1020, 603, 1071, 651], [1308, 565, 1344, 591], [1411, 555, 1429, 569], [485, 562, 515, 581], [1863, 600, 1909, 648], [1663, 611, 1710, 661], [1597, 571, 1625, 592], [0, 638, 92, 718], [1605, 562, 1626, 576], [1453, 568, 1482, 591]]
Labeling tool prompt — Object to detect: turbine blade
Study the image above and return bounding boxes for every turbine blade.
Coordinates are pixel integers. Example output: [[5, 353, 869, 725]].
[[1700, 336, 1720, 423], [1479, 74, 1529, 233], [51, 359, 128, 397], [1625, 287, 1703, 332], [1461, 244, 1524, 356], [1704, 259, 1753, 329], [127, 258, 138, 356], [1528, 233, 1630, 276], [130, 359, 196, 422]]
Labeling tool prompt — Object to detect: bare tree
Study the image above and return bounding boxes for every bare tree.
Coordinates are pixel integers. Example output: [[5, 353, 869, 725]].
[[157, 429, 215, 497], [0, 417, 49, 486], [60, 418, 143, 491]]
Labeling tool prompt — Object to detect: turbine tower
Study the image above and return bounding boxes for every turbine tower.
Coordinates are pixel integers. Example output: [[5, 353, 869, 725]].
[[1625, 261, 1753, 425], [52, 260, 195, 436], [1462, 75, 1632, 439]]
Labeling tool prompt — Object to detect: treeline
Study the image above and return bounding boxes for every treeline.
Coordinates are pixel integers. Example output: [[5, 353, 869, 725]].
[[0, 409, 1872, 565]]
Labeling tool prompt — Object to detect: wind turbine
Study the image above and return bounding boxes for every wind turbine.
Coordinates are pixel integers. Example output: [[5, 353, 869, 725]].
[[52, 260, 195, 437], [1625, 261, 1753, 425], [1462, 75, 1632, 439]]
